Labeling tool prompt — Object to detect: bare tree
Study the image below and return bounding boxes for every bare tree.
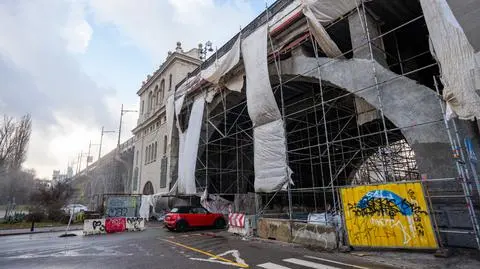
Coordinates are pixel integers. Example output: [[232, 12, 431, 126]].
[[0, 114, 33, 204], [10, 115, 32, 170]]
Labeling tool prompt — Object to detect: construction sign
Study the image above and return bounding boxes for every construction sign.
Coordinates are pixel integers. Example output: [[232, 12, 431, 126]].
[[340, 182, 438, 249]]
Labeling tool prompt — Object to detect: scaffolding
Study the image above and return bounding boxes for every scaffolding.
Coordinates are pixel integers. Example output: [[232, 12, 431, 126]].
[[186, 0, 480, 249]]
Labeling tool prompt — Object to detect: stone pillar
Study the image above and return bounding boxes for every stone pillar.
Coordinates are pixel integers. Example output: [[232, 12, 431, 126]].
[[348, 9, 387, 67], [348, 9, 386, 125]]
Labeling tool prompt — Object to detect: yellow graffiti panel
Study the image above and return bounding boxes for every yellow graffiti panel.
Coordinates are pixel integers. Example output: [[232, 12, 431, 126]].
[[340, 182, 438, 249]]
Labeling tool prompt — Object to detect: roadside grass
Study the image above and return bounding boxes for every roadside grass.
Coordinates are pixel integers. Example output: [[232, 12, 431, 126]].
[[0, 221, 66, 230]]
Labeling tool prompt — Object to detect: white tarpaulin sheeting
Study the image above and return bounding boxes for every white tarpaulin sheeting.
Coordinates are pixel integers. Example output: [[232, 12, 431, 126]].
[[177, 93, 205, 195], [139, 195, 153, 219], [300, 0, 356, 58], [420, 0, 480, 120], [242, 24, 281, 127], [175, 94, 186, 196], [201, 36, 242, 91], [165, 95, 175, 184], [254, 119, 292, 192], [242, 23, 291, 193]]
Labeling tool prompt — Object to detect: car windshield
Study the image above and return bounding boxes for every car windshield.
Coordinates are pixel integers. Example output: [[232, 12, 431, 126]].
[[170, 207, 190, 213]]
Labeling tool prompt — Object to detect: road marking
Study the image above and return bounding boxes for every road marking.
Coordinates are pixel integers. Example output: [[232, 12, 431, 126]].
[[190, 250, 247, 267], [284, 258, 340, 269], [257, 262, 292, 269], [304, 256, 370, 269], [162, 239, 249, 268]]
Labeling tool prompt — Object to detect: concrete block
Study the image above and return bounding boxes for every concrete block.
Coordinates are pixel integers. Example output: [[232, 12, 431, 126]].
[[291, 222, 337, 250], [83, 219, 106, 235], [257, 218, 291, 242]]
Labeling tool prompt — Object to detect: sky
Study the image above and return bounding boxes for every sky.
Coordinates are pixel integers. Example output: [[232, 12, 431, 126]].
[[0, 0, 275, 179]]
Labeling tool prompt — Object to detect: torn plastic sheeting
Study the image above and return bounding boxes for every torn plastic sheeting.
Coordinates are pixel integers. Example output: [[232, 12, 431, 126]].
[[268, 1, 302, 29], [139, 195, 153, 219], [200, 189, 232, 215], [420, 0, 480, 120], [175, 94, 186, 193], [242, 24, 281, 127], [253, 119, 291, 193], [242, 23, 291, 193], [165, 95, 175, 184], [175, 74, 203, 98], [300, 0, 355, 58], [201, 36, 241, 86], [224, 71, 245, 93], [300, 0, 356, 23], [177, 93, 205, 195]]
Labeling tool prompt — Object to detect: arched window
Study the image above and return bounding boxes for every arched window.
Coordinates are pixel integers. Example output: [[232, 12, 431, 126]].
[[143, 181, 154, 195], [145, 145, 148, 164], [136, 150, 139, 165], [148, 91, 153, 111], [168, 74, 173, 91], [153, 85, 158, 109], [159, 79, 165, 104], [133, 167, 139, 192], [150, 143, 154, 162], [164, 135, 168, 154]]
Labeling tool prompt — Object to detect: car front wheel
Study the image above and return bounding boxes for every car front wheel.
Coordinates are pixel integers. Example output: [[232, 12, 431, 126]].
[[214, 218, 226, 229], [175, 220, 188, 232]]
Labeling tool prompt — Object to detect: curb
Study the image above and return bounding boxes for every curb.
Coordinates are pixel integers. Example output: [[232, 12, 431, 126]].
[[0, 228, 82, 237]]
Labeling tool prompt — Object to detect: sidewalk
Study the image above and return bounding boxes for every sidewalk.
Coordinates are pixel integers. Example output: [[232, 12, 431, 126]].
[[0, 224, 83, 236], [350, 249, 480, 269]]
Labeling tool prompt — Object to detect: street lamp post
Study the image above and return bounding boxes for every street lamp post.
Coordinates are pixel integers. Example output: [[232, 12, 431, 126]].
[[198, 41, 214, 60], [117, 104, 137, 148]]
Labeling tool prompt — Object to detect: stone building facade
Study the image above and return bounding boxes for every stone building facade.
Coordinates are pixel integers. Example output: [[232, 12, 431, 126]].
[[131, 43, 202, 195]]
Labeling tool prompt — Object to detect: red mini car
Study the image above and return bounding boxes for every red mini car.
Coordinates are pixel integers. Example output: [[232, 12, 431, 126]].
[[164, 206, 226, 232]]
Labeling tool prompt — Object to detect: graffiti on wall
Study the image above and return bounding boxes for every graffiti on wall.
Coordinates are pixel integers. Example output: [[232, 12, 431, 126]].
[[340, 182, 437, 248], [126, 217, 145, 232], [105, 196, 141, 217], [83, 217, 145, 235], [105, 217, 127, 233], [84, 219, 106, 235]]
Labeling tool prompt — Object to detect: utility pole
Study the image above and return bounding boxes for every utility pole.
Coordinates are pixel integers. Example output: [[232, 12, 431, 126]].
[[99, 126, 116, 159], [117, 104, 137, 148], [86, 141, 100, 174], [78, 151, 83, 174]]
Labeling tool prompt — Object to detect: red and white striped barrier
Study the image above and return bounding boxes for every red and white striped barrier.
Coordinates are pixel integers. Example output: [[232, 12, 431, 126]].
[[228, 213, 245, 228]]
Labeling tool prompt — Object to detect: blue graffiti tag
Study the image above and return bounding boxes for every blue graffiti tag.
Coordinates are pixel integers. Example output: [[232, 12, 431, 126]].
[[357, 190, 413, 216]]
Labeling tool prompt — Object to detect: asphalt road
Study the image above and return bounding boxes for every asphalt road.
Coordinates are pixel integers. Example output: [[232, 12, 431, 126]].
[[0, 226, 396, 269]]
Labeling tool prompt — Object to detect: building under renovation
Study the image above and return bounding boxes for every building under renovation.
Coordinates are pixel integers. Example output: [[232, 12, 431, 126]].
[[164, 0, 480, 249], [71, 0, 480, 250]]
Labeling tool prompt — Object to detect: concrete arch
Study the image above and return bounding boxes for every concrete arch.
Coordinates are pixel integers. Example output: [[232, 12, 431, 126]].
[[275, 51, 455, 179]]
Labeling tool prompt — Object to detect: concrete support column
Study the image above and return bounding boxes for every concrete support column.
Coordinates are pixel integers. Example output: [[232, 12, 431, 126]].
[[348, 9, 387, 67]]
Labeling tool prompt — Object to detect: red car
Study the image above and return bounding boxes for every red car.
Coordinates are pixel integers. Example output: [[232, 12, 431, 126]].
[[164, 206, 226, 232]]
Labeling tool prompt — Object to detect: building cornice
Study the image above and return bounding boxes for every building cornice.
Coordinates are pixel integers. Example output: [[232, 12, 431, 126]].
[[132, 105, 166, 134], [137, 52, 203, 96]]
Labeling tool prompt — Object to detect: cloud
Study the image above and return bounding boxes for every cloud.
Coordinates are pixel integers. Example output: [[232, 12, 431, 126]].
[[0, 0, 264, 178], [0, 0, 115, 177], [87, 0, 258, 61]]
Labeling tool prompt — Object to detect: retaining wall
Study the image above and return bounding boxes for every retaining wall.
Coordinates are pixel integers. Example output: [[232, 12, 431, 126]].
[[257, 218, 337, 250]]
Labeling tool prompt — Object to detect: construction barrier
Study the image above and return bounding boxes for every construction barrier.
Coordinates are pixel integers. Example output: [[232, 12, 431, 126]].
[[229, 213, 245, 228], [83, 217, 145, 235], [228, 213, 255, 237], [340, 182, 438, 249]]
